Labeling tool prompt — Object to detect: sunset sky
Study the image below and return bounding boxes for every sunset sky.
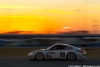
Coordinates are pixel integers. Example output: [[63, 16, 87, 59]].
[[0, 0, 100, 34]]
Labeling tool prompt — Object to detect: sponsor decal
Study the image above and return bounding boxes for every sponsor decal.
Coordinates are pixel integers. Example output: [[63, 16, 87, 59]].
[[75, 50, 79, 52], [46, 53, 52, 59]]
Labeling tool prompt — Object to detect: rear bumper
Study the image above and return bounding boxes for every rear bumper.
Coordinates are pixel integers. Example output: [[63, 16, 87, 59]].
[[76, 54, 86, 59]]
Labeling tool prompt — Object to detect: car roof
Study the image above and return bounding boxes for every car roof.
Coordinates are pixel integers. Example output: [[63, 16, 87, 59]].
[[53, 43, 72, 46], [46, 43, 75, 50]]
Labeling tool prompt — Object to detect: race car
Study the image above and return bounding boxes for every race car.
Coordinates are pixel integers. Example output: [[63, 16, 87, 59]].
[[28, 43, 86, 60]]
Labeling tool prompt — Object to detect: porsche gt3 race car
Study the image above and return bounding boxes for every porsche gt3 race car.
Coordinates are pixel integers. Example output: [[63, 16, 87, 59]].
[[28, 43, 86, 60]]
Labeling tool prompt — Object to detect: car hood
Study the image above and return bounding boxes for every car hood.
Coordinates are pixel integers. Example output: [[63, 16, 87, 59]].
[[34, 49, 46, 52], [40, 49, 45, 50]]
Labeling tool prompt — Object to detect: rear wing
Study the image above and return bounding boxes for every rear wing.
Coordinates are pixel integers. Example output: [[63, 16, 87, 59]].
[[81, 47, 86, 51], [81, 44, 87, 50]]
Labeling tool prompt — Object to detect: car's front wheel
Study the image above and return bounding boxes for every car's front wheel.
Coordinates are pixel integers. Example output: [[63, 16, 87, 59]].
[[35, 52, 44, 60], [66, 52, 77, 60]]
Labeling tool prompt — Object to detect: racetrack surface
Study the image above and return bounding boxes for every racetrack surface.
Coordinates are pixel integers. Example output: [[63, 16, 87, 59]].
[[0, 58, 100, 67]]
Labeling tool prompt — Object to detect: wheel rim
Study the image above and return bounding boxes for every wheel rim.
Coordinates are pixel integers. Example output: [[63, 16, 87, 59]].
[[36, 53, 43, 60], [68, 53, 75, 60]]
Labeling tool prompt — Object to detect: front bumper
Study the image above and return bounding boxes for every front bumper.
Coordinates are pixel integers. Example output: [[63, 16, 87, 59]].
[[28, 52, 35, 60], [28, 55, 35, 60]]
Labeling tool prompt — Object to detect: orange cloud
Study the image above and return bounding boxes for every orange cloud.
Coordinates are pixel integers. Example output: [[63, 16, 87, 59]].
[[0, 5, 39, 9]]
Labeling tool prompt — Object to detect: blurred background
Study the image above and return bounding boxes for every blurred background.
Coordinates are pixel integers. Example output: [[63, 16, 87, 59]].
[[0, 0, 100, 34], [0, 0, 100, 47]]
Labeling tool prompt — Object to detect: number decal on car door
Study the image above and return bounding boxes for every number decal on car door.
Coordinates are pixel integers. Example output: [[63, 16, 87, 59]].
[[60, 52, 65, 57]]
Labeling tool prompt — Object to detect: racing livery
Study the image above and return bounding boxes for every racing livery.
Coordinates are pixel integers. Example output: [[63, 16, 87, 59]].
[[28, 43, 86, 60]]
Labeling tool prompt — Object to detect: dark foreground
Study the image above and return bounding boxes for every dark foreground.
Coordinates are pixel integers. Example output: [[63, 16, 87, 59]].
[[0, 58, 100, 67]]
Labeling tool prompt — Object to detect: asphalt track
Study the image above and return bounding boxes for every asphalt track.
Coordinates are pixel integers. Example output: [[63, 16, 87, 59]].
[[0, 58, 100, 67]]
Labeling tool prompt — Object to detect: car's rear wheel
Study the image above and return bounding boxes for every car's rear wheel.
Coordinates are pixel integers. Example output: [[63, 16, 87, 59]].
[[66, 52, 77, 60], [35, 52, 44, 60]]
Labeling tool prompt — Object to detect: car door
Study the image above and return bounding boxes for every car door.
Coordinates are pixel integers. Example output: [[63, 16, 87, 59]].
[[56, 45, 66, 59], [46, 50, 60, 59], [58, 45, 73, 59], [46, 45, 62, 59]]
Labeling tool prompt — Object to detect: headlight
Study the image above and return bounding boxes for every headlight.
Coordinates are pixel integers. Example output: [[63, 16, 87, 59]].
[[30, 51, 36, 54], [30, 51, 34, 53], [30, 52, 34, 54], [28, 52, 33, 55], [28, 51, 37, 56]]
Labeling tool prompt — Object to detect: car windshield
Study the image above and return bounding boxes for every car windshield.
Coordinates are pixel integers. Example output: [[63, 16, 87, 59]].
[[46, 45, 54, 50]]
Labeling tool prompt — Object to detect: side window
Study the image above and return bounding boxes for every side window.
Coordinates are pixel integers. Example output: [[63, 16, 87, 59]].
[[50, 45, 56, 50], [58, 45, 65, 50], [50, 45, 72, 50], [52, 45, 59, 50], [50, 45, 62, 50], [64, 46, 72, 50]]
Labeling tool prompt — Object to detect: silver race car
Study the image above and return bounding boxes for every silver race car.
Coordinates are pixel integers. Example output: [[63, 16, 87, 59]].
[[28, 43, 86, 60]]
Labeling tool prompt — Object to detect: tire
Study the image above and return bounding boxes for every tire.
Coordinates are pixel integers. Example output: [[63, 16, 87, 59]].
[[35, 52, 44, 60], [66, 52, 77, 60]]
